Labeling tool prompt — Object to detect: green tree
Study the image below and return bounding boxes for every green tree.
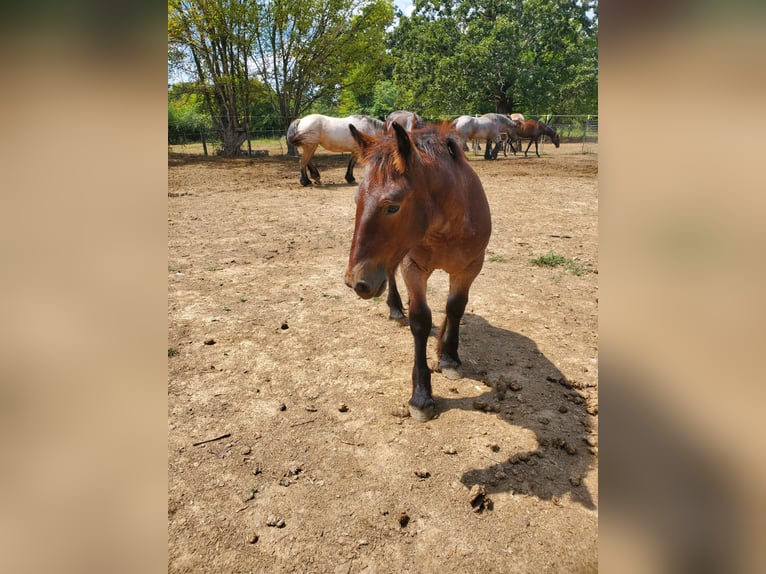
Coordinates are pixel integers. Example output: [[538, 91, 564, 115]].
[[169, 0, 256, 156], [249, 0, 394, 153], [390, 0, 597, 117], [168, 84, 211, 143]]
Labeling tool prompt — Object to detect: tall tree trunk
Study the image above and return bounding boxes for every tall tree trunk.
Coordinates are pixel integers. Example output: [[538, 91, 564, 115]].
[[494, 85, 512, 114], [220, 125, 247, 156]]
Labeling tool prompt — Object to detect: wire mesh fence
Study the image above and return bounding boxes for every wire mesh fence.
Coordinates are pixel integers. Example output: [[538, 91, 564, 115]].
[[167, 116, 597, 157]]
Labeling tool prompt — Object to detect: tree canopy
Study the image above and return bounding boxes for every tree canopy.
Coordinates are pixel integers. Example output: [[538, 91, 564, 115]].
[[168, 0, 597, 155], [389, 0, 598, 117]]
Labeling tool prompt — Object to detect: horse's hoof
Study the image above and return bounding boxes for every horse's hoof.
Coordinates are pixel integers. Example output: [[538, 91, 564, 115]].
[[388, 309, 406, 325], [409, 403, 435, 422], [440, 366, 462, 380]]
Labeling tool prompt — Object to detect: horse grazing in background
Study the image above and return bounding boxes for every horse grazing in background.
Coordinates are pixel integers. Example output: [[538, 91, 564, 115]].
[[514, 120, 561, 157], [385, 110, 425, 131], [345, 122, 492, 422], [451, 113, 520, 159], [286, 114, 385, 186]]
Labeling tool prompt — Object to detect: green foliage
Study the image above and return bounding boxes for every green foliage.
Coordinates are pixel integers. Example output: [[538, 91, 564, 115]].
[[168, 0, 597, 142], [250, 0, 394, 131], [168, 0, 258, 155], [168, 85, 211, 143], [531, 251, 568, 268], [389, 0, 598, 116], [530, 251, 592, 276]]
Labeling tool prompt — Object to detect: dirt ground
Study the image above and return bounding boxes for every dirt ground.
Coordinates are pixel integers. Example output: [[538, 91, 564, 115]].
[[168, 141, 598, 573]]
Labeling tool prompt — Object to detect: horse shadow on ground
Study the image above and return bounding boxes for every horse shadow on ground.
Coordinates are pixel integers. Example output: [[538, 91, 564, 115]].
[[427, 313, 597, 511]]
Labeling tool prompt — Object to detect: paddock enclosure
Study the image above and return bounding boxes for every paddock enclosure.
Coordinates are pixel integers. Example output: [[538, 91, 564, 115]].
[[168, 144, 598, 572]]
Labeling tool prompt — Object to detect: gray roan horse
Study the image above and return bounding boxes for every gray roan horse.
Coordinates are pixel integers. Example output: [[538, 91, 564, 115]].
[[286, 114, 385, 186], [385, 110, 425, 132], [451, 113, 520, 160], [344, 122, 492, 422]]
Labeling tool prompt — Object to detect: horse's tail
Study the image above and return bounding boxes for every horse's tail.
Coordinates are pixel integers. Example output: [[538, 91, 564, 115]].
[[286, 118, 303, 146]]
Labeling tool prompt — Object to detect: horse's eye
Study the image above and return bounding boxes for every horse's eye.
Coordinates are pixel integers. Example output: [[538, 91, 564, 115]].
[[386, 204, 400, 215]]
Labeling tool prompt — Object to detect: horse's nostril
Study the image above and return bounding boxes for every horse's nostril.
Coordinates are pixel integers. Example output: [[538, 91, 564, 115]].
[[354, 281, 371, 296]]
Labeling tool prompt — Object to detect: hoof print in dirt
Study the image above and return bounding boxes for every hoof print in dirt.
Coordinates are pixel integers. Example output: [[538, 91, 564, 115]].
[[266, 515, 285, 528], [468, 484, 493, 513], [414, 469, 430, 479], [279, 462, 303, 486], [397, 512, 410, 528]]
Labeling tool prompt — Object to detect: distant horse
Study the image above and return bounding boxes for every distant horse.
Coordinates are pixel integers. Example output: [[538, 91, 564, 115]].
[[451, 113, 519, 159], [502, 113, 525, 155], [286, 114, 385, 186], [385, 110, 425, 131], [513, 120, 561, 157], [345, 122, 492, 422]]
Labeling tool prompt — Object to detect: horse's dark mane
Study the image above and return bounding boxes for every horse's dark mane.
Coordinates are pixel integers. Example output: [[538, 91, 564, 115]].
[[360, 123, 462, 176]]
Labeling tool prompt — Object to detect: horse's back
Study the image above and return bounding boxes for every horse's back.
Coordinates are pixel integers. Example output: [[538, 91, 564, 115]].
[[517, 119, 542, 137], [452, 115, 477, 139]]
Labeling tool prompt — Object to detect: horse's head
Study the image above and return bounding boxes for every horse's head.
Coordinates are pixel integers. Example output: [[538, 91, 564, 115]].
[[344, 122, 430, 299], [550, 130, 561, 148]]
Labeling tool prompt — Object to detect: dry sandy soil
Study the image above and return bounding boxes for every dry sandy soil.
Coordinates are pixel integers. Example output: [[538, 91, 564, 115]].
[[168, 141, 598, 572]]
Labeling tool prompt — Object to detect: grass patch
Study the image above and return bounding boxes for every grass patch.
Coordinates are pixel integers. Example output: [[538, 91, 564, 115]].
[[488, 254, 508, 263], [530, 251, 592, 276], [168, 347, 179, 357]]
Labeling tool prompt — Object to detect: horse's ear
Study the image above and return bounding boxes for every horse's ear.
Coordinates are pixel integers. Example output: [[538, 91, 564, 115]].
[[391, 121, 413, 174], [349, 124, 374, 151], [446, 137, 460, 160]]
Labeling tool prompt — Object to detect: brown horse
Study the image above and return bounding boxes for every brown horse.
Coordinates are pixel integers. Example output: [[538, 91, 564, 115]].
[[345, 122, 492, 422], [514, 120, 561, 157]]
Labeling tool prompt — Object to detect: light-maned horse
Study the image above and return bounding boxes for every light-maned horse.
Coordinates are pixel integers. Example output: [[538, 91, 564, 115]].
[[451, 113, 519, 160], [514, 119, 561, 157], [385, 110, 425, 132], [286, 114, 385, 186], [345, 122, 492, 422]]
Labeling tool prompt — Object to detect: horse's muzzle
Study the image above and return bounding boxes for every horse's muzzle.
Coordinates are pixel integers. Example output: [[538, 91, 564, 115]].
[[345, 263, 387, 300]]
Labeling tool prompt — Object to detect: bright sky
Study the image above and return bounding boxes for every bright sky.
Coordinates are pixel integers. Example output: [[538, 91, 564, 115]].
[[395, 0, 415, 17]]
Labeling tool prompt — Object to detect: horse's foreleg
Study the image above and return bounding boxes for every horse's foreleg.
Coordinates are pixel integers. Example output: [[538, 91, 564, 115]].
[[490, 139, 502, 160], [386, 268, 405, 323], [401, 258, 434, 422], [436, 264, 481, 380], [484, 139, 493, 160], [344, 156, 357, 184], [535, 137, 540, 157], [524, 139, 533, 157]]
